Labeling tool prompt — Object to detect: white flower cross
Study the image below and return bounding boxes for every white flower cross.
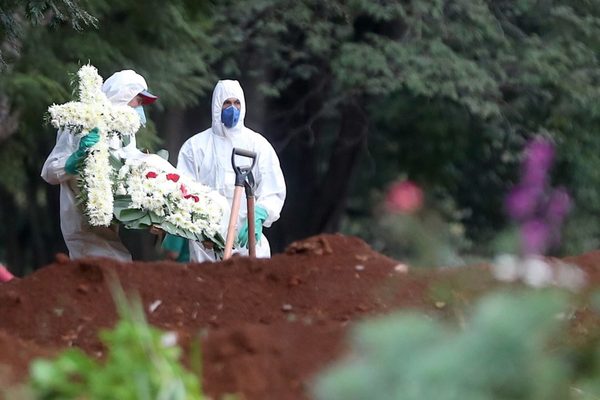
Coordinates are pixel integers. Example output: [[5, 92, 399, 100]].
[[47, 64, 141, 226]]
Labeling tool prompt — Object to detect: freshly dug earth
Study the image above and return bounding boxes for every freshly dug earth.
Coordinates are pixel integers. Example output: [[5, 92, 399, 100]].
[[0, 234, 599, 399]]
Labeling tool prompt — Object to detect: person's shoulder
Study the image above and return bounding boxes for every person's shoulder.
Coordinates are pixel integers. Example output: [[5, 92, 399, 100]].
[[244, 127, 275, 149], [182, 128, 212, 148]]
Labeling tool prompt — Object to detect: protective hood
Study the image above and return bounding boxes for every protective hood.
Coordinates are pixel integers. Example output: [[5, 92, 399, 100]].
[[211, 80, 246, 137], [102, 70, 149, 106]]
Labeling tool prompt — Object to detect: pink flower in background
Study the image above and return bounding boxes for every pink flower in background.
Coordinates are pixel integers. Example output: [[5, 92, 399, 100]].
[[0, 264, 15, 282], [386, 180, 424, 214]]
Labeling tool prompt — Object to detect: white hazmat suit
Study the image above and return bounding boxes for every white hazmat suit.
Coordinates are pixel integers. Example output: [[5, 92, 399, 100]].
[[41, 70, 150, 261], [177, 80, 286, 262]]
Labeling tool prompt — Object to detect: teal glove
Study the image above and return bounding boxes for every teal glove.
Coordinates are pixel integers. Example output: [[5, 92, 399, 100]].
[[65, 128, 100, 175], [161, 233, 190, 263], [237, 205, 268, 248]]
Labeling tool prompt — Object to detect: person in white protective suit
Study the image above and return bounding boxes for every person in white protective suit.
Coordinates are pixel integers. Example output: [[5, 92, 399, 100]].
[[176, 80, 286, 262], [41, 70, 158, 261]]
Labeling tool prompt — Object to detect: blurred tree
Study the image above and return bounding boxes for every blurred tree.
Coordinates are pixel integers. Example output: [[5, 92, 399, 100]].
[[209, 0, 600, 255], [0, 0, 96, 144], [0, 0, 96, 69]]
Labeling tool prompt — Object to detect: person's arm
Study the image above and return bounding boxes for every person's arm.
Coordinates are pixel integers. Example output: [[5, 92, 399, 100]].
[[176, 139, 200, 179], [41, 128, 77, 185], [120, 133, 145, 160], [254, 141, 286, 228], [236, 139, 286, 247]]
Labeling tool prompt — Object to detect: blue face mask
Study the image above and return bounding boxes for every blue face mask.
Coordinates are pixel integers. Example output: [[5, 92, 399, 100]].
[[135, 106, 146, 126], [221, 105, 240, 128]]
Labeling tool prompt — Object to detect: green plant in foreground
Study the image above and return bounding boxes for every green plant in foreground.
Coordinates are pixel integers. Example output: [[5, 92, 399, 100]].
[[313, 290, 600, 400], [29, 281, 204, 399]]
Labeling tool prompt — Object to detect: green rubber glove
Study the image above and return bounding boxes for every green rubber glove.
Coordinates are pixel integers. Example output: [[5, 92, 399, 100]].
[[236, 205, 268, 248], [65, 128, 100, 175]]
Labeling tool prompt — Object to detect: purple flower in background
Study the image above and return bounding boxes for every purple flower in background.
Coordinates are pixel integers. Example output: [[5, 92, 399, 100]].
[[504, 136, 572, 256], [505, 184, 543, 221], [522, 138, 555, 187], [546, 187, 571, 224], [521, 219, 550, 255]]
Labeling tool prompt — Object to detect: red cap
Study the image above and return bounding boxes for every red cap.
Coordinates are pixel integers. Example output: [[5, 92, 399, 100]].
[[139, 89, 158, 105]]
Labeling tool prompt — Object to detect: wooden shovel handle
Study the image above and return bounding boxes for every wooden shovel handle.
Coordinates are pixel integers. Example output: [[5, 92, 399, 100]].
[[223, 186, 244, 260]]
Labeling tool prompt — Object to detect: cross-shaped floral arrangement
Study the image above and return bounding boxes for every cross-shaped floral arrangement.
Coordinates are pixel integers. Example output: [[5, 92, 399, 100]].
[[48, 64, 140, 226]]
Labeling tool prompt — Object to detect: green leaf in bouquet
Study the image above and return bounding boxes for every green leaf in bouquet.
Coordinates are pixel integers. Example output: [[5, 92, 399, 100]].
[[137, 214, 153, 228], [175, 227, 191, 239], [124, 215, 151, 230], [161, 221, 179, 234], [160, 222, 192, 241], [209, 233, 225, 260], [208, 232, 226, 251], [118, 209, 148, 222], [109, 153, 124, 171], [113, 195, 133, 212], [148, 211, 164, 225], [157, 221, 210, 242], [156, 149, 169, 160]]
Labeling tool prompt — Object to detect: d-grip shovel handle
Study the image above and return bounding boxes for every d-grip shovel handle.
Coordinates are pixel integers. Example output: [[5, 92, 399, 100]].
[[224, 148, 258, 260], [231, 148, 257, 187]]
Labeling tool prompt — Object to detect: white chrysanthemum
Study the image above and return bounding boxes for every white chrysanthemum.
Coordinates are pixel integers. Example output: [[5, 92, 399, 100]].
[[112, 158, 228, 241], [78, 65, 107, 105], [82, 139, 113, 226], [108, 105, 140, 136], [116, 184, 127, 196], [165, 213, 188, 228], [117, 165, 131, 180], [48, 64, 141, 137]]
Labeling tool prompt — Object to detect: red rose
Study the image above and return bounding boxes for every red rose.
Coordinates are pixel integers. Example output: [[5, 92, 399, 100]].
[[183, 193, 199, 203], [146, 171, 158, 179], [180, 184, 189, 196], [166, 173, 180, 183]]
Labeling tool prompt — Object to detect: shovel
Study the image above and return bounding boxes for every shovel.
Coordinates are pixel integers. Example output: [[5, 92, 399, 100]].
[[223, 148, 257, 260]]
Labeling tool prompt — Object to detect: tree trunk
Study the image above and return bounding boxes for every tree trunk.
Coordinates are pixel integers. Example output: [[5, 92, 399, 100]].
[[310, 97, 368, 233]]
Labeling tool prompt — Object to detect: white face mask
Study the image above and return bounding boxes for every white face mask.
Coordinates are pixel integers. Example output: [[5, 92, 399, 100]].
[[134, 106, 146, 126]]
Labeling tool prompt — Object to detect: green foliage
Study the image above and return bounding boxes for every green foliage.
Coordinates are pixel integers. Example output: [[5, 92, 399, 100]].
[[337, 0, 600, 255], [313, 290, 599, 400], [0, 0, 97, 67], [374, 212, 468, 268], [29, 282, 205, 399], [212, 0, 600, 255]]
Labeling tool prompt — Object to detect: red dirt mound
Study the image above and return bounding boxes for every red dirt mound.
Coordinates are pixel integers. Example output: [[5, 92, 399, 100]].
[[1, 234, 599, 399]]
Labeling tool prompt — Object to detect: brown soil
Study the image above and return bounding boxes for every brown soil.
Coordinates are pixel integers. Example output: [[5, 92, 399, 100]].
[[0, 234, 599, 399]]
